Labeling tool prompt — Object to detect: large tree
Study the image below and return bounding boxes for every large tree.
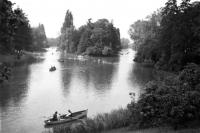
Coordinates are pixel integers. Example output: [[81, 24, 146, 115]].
[[59, 10, 74, 52], [0, 0, 33, 53], [13, 8, 32, 50], [31, 24, 48, 50], [130, 0, 200, 71]]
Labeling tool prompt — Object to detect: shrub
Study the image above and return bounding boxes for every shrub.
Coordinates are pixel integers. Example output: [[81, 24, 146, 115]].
[[128, 63, 200, 129]]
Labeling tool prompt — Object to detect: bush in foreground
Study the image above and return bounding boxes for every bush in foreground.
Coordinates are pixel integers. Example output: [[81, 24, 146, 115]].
[[128, 63, 200, 129]]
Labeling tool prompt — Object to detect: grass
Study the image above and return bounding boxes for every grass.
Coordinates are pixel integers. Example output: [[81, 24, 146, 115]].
[[0, 51, 40, 66], [102, 127, 200, 133], [51, 108, 130, 133], [48, 108, 200, 133]]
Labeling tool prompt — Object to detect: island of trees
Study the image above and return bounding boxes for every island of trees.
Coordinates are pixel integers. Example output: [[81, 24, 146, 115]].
[[58, 10, 121, 56]]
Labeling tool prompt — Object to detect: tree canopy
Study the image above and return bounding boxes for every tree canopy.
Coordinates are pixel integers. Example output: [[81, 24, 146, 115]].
[[129, 0, 200, 71], [59, 11, 121, 56], [0, 0, 48, 53]]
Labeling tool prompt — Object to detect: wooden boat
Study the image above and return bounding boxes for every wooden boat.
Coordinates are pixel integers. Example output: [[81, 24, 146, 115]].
[[44, 109, 88, 126], [49, 66, 56, 71]]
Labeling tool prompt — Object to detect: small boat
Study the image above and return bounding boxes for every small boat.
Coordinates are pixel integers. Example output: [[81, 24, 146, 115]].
[[44, 109, 88, 126], [49, 66, 56, 71]]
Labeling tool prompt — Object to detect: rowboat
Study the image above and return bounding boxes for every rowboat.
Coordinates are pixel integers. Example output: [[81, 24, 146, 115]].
[[49, 66, 56, 71], [44, 109, 88, 126]]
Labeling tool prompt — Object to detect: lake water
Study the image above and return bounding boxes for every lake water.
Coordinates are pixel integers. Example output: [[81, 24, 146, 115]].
[[0, 48, 155, 133]]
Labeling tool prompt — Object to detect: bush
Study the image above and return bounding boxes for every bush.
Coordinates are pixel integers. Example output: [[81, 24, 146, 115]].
[[128, 63, 200, 129], [102, 46, 113, 56]]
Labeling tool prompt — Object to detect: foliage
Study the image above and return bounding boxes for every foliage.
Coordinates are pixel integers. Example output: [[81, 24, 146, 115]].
[[121, 38, 130, 49], [127, 63, 200, 129], [130, 0, 200, 71], [13, 8, 33, 51], [0, 0, 47, 53], [31, 24, 48, 51], [129, 10, 161, 51], [129, 10, 161, 64], [58, 11, 121, 56], [0, 0, 26, 53], [47, 38, 59, 47], [59, 10, 75, 52]]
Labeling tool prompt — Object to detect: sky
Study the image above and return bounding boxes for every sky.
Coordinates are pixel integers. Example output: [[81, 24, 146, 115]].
[[11, 0, 168, 39]]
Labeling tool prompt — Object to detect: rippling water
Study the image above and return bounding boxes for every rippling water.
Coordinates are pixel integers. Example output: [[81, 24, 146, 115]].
[[0, 48, 154, 133]]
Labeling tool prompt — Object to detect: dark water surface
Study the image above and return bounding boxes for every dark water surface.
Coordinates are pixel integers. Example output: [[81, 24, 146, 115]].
[[0, 48, 154, 133]]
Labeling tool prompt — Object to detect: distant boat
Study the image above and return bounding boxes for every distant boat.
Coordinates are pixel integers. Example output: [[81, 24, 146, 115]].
[[44, 109, 88, 126], [49, 66, 56, 71]]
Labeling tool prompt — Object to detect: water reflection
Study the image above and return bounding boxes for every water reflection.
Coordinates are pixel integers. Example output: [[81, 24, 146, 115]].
[[0, 48, 155, 133], [0, 64, 31, 133], [0, 65, 30, 107]]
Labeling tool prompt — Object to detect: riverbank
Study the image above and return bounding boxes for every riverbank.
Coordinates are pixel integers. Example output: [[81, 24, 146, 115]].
[[0, 51, 43, 83], [53, 108, 130, 133], [52, 107, 200, 133], [0, 51, 43, 66], [103, 127, 200, 133]]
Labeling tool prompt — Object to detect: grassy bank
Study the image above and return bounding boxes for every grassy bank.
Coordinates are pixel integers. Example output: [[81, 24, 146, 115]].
[[102, 127, 200, 133], [50, 108, 200, 133], [0, 51, 42, 66], [52, 108, 130, 133]]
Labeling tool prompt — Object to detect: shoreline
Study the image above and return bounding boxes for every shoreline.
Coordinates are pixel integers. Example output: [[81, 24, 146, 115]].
[[0, 51, 44, 66]]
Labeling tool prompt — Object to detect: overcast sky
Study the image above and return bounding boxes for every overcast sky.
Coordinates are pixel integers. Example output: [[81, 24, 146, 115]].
[[11, 0, 168, 39]]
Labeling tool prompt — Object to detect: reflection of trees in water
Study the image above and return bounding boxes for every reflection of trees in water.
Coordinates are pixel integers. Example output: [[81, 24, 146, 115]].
[[60, 68, 73, 97], [130, 63, 175, 90], [87, 64, 116, 92], [0, 64, 30, 109], [130, 63, 155, 88], [60, 57, 117, 95]]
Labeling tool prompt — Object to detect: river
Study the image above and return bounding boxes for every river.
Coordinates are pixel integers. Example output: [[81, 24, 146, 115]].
[[0, 48, 155, 133]]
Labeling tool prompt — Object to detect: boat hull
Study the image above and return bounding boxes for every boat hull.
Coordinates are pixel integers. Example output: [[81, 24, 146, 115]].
[[44, 109, 88, 126]]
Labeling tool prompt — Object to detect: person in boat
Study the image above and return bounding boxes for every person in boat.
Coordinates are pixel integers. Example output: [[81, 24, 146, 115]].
[[52, 111, 58, 121], [61, 109, 72, 118], [68, 109, 72, 117]]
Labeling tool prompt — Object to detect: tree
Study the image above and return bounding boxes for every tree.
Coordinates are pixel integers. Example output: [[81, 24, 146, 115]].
[[130, 0, 200, 71], [13, 8, 32, 50], [0, 0, 34, 53], [0, 0, 16, 53], [129, 10, 161, 63], [31, 24, 48, 51], [59, 12, 121, 56], [59, 10, 74, 52], [121, 38, 130, 49]]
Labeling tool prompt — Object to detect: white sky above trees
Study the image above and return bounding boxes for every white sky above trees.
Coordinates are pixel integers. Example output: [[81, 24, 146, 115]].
[[11, 0, 169, 39]]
